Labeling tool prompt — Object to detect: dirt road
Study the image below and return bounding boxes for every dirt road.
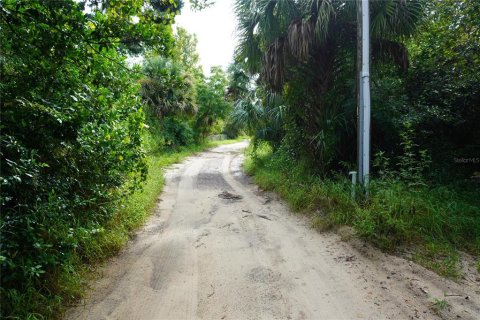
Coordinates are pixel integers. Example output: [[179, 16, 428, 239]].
[[67, 141, 479, 320]]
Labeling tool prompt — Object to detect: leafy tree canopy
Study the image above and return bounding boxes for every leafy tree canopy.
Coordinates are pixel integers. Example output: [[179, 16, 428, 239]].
[[0, 0, 181, 317]]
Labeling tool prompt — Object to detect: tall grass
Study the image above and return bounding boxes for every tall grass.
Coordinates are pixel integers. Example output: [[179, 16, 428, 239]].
[[245, 143, 480, 278]]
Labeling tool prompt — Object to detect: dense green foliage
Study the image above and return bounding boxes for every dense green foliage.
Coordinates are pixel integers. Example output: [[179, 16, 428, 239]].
[[140, 56, 197, 118], [140, 26, 235, 145], [0, 0, 235, 318], [406, 0, 480, 179], [194, 67, 233, 138], [1, 0, 173, 316], [234, 0, 423, 170], [232, 0, 479, 179], [232, 0, 479, 275]]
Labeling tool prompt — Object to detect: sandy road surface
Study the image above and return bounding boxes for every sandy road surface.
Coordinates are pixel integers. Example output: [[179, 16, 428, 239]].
[[67, 141, 479, 320]]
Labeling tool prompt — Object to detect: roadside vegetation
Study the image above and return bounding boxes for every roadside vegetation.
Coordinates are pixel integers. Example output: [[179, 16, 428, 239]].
[[1, 0, 239, 318], [231, 0, 479, 278], [245, 142, 479, 278]]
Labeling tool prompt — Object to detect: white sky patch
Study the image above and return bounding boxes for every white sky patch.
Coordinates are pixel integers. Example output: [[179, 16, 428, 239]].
[[175, 0, 237, 75]]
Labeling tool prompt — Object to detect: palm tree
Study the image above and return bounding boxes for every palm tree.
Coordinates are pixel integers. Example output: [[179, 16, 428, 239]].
[[234, 0, 423, 168], [140, 56, 197, 118], [235, 0, 422, 89], [231, 86, 287, 148]]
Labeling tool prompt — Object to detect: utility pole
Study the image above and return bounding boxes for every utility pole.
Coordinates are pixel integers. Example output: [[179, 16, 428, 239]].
[[357, 0, 371, 195]]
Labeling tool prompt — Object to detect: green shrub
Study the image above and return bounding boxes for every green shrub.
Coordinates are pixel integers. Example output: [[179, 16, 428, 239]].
[[194, 67, 233, 140], [0, 0, 175, 317], [0, 73, 147, 318], [161, 117, 195, 147]]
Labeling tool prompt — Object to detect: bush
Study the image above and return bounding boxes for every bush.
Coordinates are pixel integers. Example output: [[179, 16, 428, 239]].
[[161, 117, 195, 147], [0, 64, 147, 318], [0, 1, 166, 316], [194, 67, 233, 140]]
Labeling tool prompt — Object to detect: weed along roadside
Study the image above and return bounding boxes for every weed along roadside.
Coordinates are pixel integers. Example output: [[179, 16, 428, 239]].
[[244, 142, 480, 280]]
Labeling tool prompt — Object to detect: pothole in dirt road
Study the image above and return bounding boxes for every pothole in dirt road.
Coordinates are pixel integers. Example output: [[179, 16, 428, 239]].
[[219, 222, 234, 229], [218, 191, 243, 201], [247, 266, 282, 284], [193, 230, 210, 248], [197, 173, 233, 190]]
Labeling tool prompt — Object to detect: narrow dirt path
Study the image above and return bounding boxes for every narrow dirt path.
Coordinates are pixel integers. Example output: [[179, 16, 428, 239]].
[[66, 141, 479, 320]]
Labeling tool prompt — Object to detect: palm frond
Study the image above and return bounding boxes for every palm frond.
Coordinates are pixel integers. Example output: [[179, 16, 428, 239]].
[[265, 91, 287, 124], [234, 0, 262, 73], [234, 0, 423, 92], [287, 18, 314, 60], [231, 95, 265, 134], [262, 37, 288, 90], [309, 0, 335, 44], [140, 56, 197, 118], [371, 0, 424, 39], [372, 39, 409, 71]]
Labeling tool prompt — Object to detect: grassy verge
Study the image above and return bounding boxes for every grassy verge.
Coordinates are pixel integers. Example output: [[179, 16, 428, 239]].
[[245, 143, 480, 279], [7, 137, 245, 320]]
